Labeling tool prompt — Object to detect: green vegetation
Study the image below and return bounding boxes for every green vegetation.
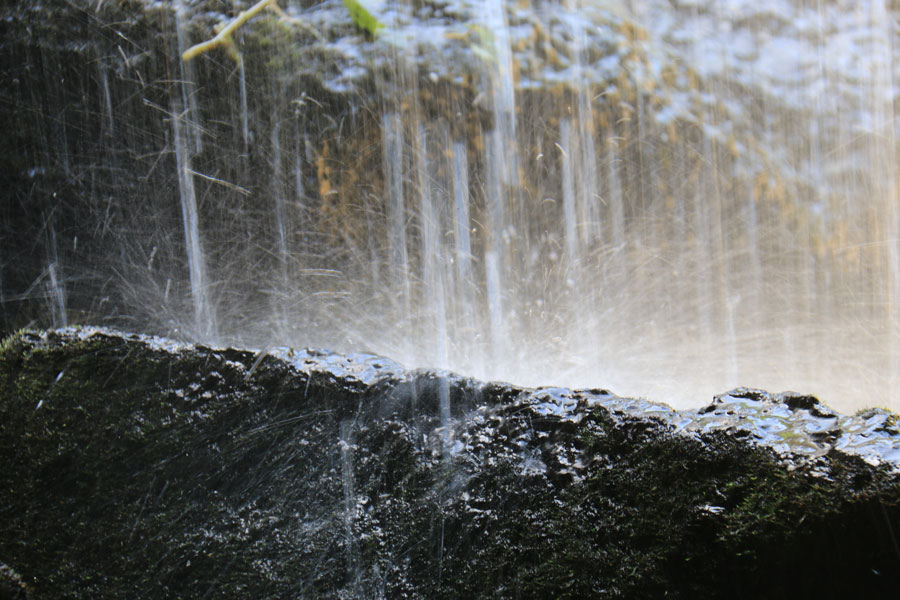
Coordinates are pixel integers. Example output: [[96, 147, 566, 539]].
[[342, 0, 384, 37]]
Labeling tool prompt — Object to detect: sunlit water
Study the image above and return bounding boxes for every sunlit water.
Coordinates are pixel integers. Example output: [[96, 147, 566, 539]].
[[12, 0, 900, 413]]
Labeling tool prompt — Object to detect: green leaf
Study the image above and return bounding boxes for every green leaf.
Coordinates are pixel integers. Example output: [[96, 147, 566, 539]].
[[342, 0, 384, 36]]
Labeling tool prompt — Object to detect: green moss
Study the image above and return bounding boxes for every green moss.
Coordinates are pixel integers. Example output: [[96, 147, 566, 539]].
[[1, 331, 899, 598]]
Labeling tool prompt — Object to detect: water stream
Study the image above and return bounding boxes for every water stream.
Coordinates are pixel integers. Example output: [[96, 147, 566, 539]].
[[5, 0, 900, 412]]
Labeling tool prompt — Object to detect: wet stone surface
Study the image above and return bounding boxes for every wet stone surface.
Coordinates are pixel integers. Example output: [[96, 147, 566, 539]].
[[683, 388, 900, 466], [1, 328, 900, 598]]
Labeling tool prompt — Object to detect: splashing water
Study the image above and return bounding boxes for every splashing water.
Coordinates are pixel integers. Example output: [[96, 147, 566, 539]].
[[4, 0, 900, 412]]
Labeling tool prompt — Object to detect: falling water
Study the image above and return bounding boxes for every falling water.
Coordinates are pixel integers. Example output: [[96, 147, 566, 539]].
[[238, 56, 250, 157], [339, 420, 362, 596], [382, 112, 411, 315], [272, 121, 289, 277], [5, 0, 900, 413], [46, 262, 66, 329], [172, 104, 217, 341]]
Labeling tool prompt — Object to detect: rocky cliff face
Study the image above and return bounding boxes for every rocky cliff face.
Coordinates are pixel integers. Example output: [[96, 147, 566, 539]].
[[1, 328, 898, 598]]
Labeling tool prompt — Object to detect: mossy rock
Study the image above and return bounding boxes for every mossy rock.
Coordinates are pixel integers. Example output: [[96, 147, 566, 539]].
[[1, 328, 899, 598]]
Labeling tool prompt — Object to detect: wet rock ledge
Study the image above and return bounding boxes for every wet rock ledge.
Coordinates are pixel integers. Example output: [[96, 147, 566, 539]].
[[1, 328, 899, 599]]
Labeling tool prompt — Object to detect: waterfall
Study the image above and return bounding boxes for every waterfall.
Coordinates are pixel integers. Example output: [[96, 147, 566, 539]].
[[6, 0, 900, 413]]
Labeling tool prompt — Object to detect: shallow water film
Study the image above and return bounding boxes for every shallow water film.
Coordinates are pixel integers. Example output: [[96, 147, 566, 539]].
[[3, 0, 900, 411]]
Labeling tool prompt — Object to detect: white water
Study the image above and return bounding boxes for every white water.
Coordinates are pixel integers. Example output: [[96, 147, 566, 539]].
[[17, 0, 900, 414], [361, 0, 900, 412], [235, 0, 900, 411], [172, 105, 217, 342]]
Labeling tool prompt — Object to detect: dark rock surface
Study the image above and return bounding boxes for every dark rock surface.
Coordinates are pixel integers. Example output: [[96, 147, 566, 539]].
[[1, 328, 899, 598]]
